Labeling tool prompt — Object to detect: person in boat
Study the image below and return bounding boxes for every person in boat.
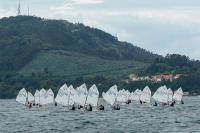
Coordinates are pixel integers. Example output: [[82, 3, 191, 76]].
[[170, 101, 176, 107], [28, 102, 32, 109], [113, 104, 120, 110], [153, 102, 158, 106], [181, 100, 184, 104], [54, 102, 57, 106], [98, 105, 104, 111], [88, 104, 93, 111], [70, 104, 76, 111], [84, 104, 92, 111], [126, 100, 131, 104], [78, 105, 83, 109], [140, 100, 143, 104]]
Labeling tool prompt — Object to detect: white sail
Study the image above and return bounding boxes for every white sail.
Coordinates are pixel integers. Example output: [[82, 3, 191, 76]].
[[45, 89, 54, 104], [130, 89, 141, 101], [34, 90, 40, 104], [162, 86, 169, 103], [27, 92, 34, 103], [152, 86, 162, 102], [86, 84, 99, 106], [68, 85, 77, 106], [76, 84, 88, 106], [167, 88, 173, 102], [117, 89, 127, 103], [173, 87, 183, 102], [140, 86, 151, 103], [16, 88, 27, 105], [55, 84, 69, 106], [39, 88, 48, 105], [153, 86, 168, 103], [126, 90, 131, 101], [103, 85, 118, 106]]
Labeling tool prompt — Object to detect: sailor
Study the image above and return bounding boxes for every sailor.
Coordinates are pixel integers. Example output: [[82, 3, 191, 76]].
[[153, 102, 158, 106], [162, 103, 167, 106], [140, 100, 143, 104], [78, 105, 83, 109], [126, 100, 131, 104], [170, 101, 176, 107], [181, 100, 184, 104], [98, 105, 104, 111], [71, 104, 75, 111], [87, 104, 92, 111], [28, 102, 32, 109], [113, 104, 120, 110]]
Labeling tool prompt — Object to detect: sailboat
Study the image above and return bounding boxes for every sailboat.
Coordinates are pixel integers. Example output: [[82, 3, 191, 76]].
[[16, 88, 28, 105], [140, 86, 151, 103], [85, 84, 99, 107], [129, 89, 142, 103], [152, 86, 168, 105], [102, 85, 118, 106], [55, 83, 69, 106], [173, 87, 184, 103], [76, 84, 88, 107], [16, 88, 34, 108], [45, 89, 55, 105]]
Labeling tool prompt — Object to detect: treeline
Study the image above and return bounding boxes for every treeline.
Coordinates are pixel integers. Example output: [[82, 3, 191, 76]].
[[0, 68, 120, 98], [143, 54, 200, 75], [1, 67, 200, 99]]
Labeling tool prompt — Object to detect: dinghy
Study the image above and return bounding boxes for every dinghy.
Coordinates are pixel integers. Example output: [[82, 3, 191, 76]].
[[68, 85, 77, 106], [44, 89, 54, 105], [152, 86, 168, 104], [39, 88, 49, 105], [16, 88, 28, 105], [76, 84, 88, 106], [16, 88, 34, 105], [55, 84, 69, 106], [130, 89, 142, 102], [140, 86, 151, 103], [173, 87, 183, 103], [103, 85, 118, 106], [86, 84, 99, 107]]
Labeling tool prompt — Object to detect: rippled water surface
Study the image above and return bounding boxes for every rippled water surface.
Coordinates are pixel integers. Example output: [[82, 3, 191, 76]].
[[0, 96, 200, 133]]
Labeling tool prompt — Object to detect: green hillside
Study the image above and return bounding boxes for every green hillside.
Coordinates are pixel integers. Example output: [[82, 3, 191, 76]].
[[0, 16, 160, 73], [0, 15, 160, 98], [1, 16, 199, 98], [19, 50, 147, 78]]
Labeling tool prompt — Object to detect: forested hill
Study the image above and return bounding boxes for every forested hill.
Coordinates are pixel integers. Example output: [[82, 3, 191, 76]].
[[0, 16, 200, 99], [0, 16, 160, 72]]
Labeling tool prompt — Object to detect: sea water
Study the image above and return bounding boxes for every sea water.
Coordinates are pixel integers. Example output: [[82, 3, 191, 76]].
[[0, 96, 200, 133]]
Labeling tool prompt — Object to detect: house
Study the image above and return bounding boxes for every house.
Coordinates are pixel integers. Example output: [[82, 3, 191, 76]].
[[129, 74, 139, 81]]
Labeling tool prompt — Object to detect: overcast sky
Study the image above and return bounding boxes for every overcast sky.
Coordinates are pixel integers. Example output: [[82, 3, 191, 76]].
[[0, 0, 200, 60]]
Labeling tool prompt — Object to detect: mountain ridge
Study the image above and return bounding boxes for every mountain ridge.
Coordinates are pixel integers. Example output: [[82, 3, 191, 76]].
[[0, 15, 160, 73]]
